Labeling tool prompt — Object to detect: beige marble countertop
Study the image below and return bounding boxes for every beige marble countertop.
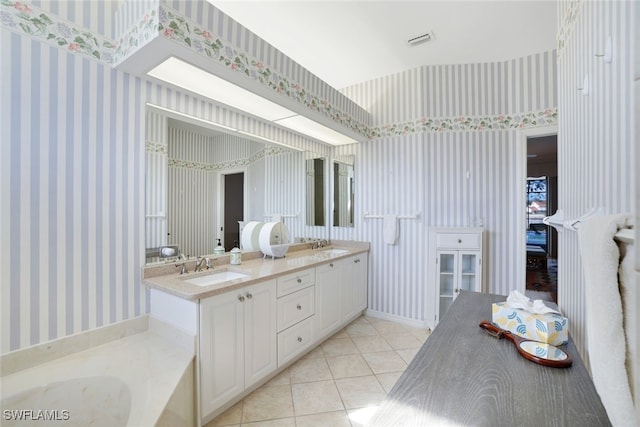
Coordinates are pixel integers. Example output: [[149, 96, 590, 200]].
[[143, 242, 369, 301]]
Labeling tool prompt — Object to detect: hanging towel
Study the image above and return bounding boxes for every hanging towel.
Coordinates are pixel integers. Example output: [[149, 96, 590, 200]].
[[577, 214, 637, 427], [383, 215, 398, 245]]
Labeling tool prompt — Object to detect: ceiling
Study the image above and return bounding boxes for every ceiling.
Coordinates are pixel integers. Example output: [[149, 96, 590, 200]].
[[211, 0, 557, 89]]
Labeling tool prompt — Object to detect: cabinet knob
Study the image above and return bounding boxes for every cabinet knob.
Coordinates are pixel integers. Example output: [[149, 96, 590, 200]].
[[238, 295, 245, 302], [329, 263, 334, 267], [246, 293, 252, 299], [296, 304, 302, 310], [297, 278, 302, 283], [297, 337, 303, 342], [354, 259, 360, 263], [458, 239, 462, 243]]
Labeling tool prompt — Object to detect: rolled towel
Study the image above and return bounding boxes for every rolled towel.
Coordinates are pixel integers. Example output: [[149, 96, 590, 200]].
[[383, 215, 398, 245]]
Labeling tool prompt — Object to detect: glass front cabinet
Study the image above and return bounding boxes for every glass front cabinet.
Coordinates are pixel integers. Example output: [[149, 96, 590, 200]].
[[429, 228, 484, 327]]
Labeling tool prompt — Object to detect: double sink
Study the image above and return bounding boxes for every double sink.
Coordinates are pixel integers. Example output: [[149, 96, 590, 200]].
[[182, 248, 350, 287]]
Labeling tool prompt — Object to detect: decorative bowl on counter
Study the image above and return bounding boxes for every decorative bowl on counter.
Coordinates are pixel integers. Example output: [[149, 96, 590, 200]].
[[259, 222, 291, 258]]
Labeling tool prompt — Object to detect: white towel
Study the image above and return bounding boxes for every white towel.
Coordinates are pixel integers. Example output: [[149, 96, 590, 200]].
[[383, 215, 398, 245], [577, 214, 637, 427]]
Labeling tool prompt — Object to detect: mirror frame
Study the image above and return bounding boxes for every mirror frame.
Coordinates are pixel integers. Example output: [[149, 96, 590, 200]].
[[305, 155, 328, 227], [332, 156, 355, 228]]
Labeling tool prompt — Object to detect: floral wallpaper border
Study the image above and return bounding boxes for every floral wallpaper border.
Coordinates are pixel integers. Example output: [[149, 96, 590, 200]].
[[1, 0, 116, 62], [167, 146, 288, 172], [145, 140, 167, 154], [111, 6, 158, 65], [2, 0, 559, 141], [556, 0, 582, 59], [157, 5, 370, 139], [369, 108, 558, 139]]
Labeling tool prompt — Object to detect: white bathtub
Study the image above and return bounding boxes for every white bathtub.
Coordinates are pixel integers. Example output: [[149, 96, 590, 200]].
[[2, 376, 131, 426], [0, 321, 194, 427]]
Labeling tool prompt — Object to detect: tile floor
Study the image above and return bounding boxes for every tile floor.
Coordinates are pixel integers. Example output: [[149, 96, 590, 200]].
[[205, 315, 431, 427]]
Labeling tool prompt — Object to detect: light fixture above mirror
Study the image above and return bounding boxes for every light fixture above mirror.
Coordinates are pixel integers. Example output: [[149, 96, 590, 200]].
[[147, 57, 360, 146]]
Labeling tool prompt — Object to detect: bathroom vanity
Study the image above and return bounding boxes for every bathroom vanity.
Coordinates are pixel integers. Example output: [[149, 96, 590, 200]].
[[143, 242, 369, 424]]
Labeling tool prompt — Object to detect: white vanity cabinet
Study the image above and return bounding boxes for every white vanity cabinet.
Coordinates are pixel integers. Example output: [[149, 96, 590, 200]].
[[276, 268, 316, 366], [429, 228, 483, 327], [147, 247, 370, 424], [199, 279, 277, 418], [342, 254, 369, 321], [315, 260, 344, 340]]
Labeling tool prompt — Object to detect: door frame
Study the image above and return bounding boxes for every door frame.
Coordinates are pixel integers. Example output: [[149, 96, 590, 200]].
[[217, 167, 248, 249], [517, 125, 558, 294]]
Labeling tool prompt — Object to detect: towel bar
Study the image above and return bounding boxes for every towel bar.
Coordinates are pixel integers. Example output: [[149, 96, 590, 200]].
[[264, 212, 299, 218], [364, 212, 420, 220]]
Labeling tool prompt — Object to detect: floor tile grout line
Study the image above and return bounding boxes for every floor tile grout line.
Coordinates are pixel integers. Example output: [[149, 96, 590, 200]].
[[209, 315, 431, 427]]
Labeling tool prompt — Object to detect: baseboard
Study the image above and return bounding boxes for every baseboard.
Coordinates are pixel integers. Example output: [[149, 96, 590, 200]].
[[365, 309, 431, 331]]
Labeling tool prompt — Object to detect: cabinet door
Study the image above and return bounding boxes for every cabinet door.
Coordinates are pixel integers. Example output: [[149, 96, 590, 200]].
[[436, 251, 458, 321], [200, 291, 244, 417], [315, 261, 343, 339], [354, 255, 368, 312], [342, 255, 368, 320], [244, 279, 277, 388], [458, 251, 481, 293]]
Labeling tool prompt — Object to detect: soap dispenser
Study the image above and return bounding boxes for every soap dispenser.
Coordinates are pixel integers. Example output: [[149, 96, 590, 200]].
[[230, 241, 241, 265], [213, 238, 225, 256]]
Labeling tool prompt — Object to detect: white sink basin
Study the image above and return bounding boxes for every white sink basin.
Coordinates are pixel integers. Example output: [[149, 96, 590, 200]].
[[184, 270, 250, 287], [318, 248, 350, 257]]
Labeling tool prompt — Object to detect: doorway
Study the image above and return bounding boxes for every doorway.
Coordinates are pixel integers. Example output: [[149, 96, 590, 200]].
[[222, 172, 244, 252], [525, 135, 558, 302]]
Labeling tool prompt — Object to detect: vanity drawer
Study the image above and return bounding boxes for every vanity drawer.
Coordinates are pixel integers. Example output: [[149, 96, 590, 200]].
[[437, 233, 481, 249], [277, 315, 315, 367], [277, 286, 315, 332], [277, 268, 315, 297]]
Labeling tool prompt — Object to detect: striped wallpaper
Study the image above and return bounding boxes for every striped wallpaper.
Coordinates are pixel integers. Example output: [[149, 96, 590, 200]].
[[331, 131, 526, 323], [1, 28, 146, 353], [0, 0, 334, 353], [6, 0, 630, 358], [555, 0, 635, 361], [28, 0, 117, 38], [333, 52, 553, 324], [162, 0, 371, 128], [341, 50, 557, 125]]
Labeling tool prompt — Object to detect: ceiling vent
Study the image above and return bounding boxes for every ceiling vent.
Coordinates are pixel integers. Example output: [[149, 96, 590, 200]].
[[407, 31, 435, 46]]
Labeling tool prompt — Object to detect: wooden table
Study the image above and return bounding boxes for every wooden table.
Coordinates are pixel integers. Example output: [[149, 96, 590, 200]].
[[368, 291, 610, 427]]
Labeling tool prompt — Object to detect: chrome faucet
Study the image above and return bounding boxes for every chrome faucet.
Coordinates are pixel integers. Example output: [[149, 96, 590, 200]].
[[176, 253, 189, 274], [195, 256, 212, 272], [176, 261, 188, 275]]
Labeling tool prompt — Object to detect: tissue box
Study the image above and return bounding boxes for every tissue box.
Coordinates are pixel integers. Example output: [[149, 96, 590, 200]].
[[491, 302, 568, 346]]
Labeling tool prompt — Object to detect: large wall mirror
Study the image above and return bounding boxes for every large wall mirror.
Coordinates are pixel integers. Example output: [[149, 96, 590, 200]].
[[333, 155, 355, 227], [145, 105, 306, 264], [305, 153, 327, 226]]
